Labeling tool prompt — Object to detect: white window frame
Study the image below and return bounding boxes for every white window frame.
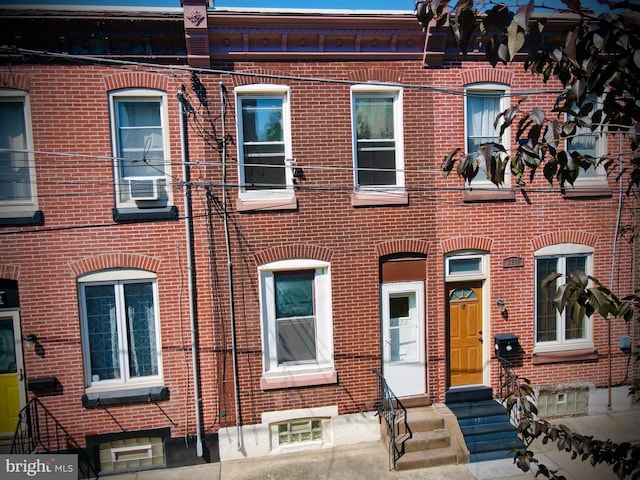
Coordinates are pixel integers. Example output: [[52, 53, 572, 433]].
[[109, 89, 172, 208], [445, 253, 486, 280], [79, 269, 163, 391], [464, 83, 510, 187], [565, 95, 607, 186], [258, 259, 334, 379], [235, 84, 294, 202], [351, 84, 405, 192], [0, 90, 37, 211], [534, 243, 594, 353]]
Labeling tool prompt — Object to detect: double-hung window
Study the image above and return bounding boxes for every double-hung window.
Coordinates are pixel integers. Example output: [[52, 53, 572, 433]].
[[566, 94, 607, 185], [465, 84, 509, 186], [0, 91, 38, 218], [79, 270, 162, 388], [352, 85, 404, 190], [110, 90, 171, 206], [259, 259, 335, 388], [235, 84, 294, 203], [534, 244, 594, 351]]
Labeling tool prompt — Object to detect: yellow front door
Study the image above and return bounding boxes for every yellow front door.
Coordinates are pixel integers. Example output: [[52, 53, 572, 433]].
[[448, 283, 483, 386], [0, 314, 23, 435]]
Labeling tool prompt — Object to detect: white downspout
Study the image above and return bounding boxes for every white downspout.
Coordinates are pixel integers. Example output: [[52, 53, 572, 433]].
[[178, 90, 204, 457]]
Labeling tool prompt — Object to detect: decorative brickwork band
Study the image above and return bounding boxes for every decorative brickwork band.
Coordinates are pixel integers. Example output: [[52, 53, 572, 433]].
[[441, 236, 493, 254], [68, 253, 162, 277], [253, 244, 334, 266], [103, 71, 170, 92], [460, 67, 513, 86], [0, 72, 31, 91], [348, 68, 404, 84], [375, 239, 431, 257], [0, 264, 20, 281], [531, 231, 598, 251]]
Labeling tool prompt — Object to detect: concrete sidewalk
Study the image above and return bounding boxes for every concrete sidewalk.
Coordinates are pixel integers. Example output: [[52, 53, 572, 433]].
[[109, 408, 640, 480]]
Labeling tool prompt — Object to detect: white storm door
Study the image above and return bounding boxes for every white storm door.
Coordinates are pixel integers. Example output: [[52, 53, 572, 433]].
[[381, 281, 426, 398]]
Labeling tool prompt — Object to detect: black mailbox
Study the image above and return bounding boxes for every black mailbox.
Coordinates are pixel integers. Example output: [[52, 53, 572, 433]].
[[495, 333, 519, 356]]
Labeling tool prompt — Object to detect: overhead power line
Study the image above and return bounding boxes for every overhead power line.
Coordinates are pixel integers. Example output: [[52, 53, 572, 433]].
[[0, 46, 565, 99]]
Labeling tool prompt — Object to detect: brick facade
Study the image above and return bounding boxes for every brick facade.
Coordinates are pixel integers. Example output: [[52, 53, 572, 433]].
[[0, 4, 635, 472]]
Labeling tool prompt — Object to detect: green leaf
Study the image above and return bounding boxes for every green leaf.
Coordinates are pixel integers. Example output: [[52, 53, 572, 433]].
[[588, 287, 617, 318], [508, 20, 526, 61], [561, 0, 582, 14], [513, 0, 534, 30], [442, 148, 461, 178], [530, 107, 546, 125]]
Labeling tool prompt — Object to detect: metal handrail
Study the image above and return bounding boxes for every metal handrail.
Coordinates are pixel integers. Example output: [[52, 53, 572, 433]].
[[10, 397, 99, 479], [496, 355, 521, 425], [372, 369, 411, 470]]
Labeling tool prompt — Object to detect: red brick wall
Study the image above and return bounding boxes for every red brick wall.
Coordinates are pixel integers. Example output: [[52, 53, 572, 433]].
[[1, 56, 634, 447]]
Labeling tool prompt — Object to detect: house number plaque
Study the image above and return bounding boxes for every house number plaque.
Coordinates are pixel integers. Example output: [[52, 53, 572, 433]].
[[503, 256, 524, 268]]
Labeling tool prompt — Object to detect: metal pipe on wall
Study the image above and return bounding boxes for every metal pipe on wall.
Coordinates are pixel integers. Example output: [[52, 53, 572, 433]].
[[178, 90, 204, 457]]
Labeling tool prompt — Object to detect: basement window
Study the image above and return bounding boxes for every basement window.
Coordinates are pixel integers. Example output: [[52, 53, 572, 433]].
[[277, 419, 323, 445]]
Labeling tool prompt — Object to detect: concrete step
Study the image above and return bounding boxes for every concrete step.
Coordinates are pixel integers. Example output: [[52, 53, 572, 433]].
[[445, 386, 493, 404], [461, 421, 519, 443], [395, 446, 459, 471], [396, 394, 432, 409], [448, 400, 508, 422], [465, 436, 524, 456], [405, 406, 445, 432], [404, 429, 451, 452]]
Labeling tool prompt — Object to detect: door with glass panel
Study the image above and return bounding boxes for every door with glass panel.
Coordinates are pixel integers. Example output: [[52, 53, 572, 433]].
[[0, 312, 25, 436], [381, 282, 426, 398], [448, 282, 483, 386]]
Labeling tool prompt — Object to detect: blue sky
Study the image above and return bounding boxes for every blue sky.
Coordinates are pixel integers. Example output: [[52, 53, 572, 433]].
[[0, 0, 608, 13], [0, 0, 416, 9]]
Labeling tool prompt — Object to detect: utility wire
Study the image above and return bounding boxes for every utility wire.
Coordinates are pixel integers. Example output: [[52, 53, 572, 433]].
[[0, 46, 567, 99]]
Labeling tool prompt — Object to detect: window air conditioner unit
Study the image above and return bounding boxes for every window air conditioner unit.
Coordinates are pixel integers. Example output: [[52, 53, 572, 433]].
[[128, 177, 159, 201]]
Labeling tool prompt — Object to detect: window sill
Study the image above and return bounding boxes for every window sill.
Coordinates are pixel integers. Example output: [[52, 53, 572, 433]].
[[236, 195, 298, 212], [532, 348, 599, 365], [351, 191, 409, 207], [82, 386, 169, 408], [112, 206, 178, 223], [562, 184, 612, 199], [260, 369, 337, 390], [463, 189, 515, 203], [0, 210, 44, 226]]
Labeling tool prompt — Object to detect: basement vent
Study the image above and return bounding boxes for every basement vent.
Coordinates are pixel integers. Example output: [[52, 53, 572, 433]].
[[98, 436, 164, 473]]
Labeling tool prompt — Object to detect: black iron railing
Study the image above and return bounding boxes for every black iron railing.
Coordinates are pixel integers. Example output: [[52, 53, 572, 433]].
[[497, 355, 521, 424], [11, 397, 99, 479], [373, 369, 411, 470]]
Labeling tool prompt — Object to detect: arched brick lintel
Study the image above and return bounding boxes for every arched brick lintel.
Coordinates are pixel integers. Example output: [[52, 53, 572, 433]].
[[461, 68, 513, 86], [531, 231, 598, 252], [441, 236, 493, 254], [0, 73, 31, 91], [375, 239, 431, 257], [68, 253, 162, 277], [103, 71, 169, 92], [0, 264, 20, 281], [228, 69, 288, 87], [348, 68, 404, 84], [253, 244, 334, 267]]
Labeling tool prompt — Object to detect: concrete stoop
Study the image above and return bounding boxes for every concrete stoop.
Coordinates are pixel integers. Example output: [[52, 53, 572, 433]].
[[380, 396, 469, 471]]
